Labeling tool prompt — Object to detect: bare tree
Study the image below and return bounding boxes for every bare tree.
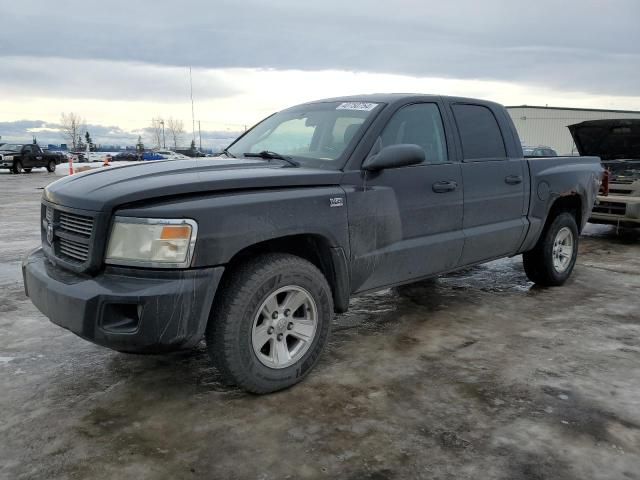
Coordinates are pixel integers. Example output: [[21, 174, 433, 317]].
[[60, 112, 85, 150], [149, 117, 164, 149], [166, 117, 185, 149]]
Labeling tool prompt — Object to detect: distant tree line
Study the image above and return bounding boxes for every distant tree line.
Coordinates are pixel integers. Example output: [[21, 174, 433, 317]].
[[59, 111, 188, 152], [149, 117, 185, 150]]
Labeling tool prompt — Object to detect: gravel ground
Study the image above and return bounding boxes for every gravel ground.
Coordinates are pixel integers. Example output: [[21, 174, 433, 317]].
[[1, 170, 639, 480]]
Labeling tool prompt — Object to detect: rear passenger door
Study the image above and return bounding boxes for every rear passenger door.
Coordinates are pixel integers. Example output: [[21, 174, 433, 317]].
[[449, 103, 527, 265]]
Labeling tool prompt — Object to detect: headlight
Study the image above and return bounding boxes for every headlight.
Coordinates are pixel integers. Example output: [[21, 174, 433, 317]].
[[105, 217, 198, 268]]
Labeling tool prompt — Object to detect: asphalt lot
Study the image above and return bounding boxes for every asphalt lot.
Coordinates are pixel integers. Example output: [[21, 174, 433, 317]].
[[1, 170, 639, 480]]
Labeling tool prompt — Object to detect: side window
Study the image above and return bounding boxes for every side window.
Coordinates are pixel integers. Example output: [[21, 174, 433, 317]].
[[452, 104, 506, 160], [379, 103, 448, 164], [22, 145, 32, 153]]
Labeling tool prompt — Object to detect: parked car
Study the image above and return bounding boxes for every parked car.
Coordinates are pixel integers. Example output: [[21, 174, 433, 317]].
[[23, 94, 602, 393], [112, 152, 140, 161], [154, 149, 190, 160], [0, 143, 62, 173], [523, 145, 558, 157], [569, 119, 640, 227]]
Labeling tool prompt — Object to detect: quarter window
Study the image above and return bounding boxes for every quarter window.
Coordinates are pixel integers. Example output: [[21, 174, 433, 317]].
[[452, 104, 506, 160], [379, 103, 448, 164]]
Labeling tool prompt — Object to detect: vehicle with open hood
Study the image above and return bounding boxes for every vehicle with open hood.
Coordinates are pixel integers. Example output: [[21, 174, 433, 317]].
[[23, 94, 602, 393], [569, 119, 640, 227]]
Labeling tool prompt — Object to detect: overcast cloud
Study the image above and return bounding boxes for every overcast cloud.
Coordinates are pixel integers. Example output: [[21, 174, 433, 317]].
[[0, 0, 639, 146], [2, 0, 638, 96]]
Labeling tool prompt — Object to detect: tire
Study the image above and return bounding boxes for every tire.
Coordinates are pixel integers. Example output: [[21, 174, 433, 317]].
[[206, 253, 333, 393], [23, 168, 32, 173], [523, 212, 579, 286], [12, 160, 23, 174], [46, 161, 56, 173]]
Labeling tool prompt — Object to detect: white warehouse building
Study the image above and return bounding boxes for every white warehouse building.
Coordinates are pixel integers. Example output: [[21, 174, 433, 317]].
[[506, 106, 640, 156]]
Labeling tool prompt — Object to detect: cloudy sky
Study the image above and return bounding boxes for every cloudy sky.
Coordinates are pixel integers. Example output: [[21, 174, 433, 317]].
[[1, 0, 639, 148]]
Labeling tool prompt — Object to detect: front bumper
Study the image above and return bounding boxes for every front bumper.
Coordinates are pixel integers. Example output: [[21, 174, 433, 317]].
[[22, 248, 223, 353], [590, 194, 640, 227]]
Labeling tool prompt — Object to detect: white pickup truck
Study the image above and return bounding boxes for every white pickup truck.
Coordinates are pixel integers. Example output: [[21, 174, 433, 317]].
[[569, 119, 640, 228]]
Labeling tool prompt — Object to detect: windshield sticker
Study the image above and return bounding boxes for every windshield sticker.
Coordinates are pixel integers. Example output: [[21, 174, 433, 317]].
[[336, 102, 378, 112]]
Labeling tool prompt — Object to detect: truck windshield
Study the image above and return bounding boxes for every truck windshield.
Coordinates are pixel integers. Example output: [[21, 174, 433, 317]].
[[226, 101, 381, 169], [0, 144, 22, 152]]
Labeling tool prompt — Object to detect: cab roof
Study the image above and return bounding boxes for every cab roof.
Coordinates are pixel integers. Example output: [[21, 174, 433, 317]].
[[302, 93, 502, 109]]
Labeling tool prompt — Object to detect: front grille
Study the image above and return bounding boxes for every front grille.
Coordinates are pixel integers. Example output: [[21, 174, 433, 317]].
[[59, 236, 90, 262], [59, 212, 94, 237], [593, 201, 626, 215], [42, 202, 99, 270]]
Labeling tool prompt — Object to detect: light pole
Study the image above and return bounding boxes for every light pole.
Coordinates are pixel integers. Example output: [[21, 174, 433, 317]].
[[160, 120, 166, 149]]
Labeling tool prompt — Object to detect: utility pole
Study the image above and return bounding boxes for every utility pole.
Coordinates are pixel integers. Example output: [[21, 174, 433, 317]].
[[160, 120, 166, 149], [189, 66, 196, 143], [198, 120, 202, 152]]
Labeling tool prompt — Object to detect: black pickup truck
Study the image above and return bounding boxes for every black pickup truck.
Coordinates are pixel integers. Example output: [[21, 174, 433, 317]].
[[22, 94, 602, 393], [0, 143, 61, 173]]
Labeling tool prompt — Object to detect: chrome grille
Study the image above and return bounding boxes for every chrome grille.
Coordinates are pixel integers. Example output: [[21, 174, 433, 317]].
[[613, 178, 634, 185], [42, 203, 97, 268], [58, 236, 90, 262], [59, 212, 94, 237], [593, 201, 626, 215]]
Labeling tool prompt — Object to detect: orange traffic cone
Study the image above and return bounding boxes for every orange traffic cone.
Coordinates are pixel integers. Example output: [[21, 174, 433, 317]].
[[103, 154, 112, 167]]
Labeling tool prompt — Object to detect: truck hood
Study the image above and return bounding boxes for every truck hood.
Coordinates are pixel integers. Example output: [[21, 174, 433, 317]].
[[44, 158, 343, 211], [568, 119, 640, 161]]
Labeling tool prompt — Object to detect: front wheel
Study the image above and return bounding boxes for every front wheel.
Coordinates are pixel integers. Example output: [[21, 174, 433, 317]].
[[523, 212, 579, 286], [206, 253, 333, 393], [12, 160, 23, 174], [46, 160, 56, 172]]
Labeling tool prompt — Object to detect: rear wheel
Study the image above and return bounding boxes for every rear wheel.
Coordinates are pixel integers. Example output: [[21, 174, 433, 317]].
[[12, 160, 23, 174], [523, 212, 579, 286], [206, 253, 333, 393], [46, 160, 56, 172]]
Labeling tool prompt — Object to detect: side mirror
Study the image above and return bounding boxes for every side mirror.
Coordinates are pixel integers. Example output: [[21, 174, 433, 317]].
[[362, 144, 425, 171]]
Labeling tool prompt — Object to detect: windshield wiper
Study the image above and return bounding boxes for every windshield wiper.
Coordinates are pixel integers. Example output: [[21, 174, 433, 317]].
[[243, 150, 300, 167], [220, 148, 236, 158]]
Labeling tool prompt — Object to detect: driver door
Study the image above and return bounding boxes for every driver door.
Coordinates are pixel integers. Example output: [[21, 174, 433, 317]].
[[21, 145, 34, 168], [348, 102, 465, 293]]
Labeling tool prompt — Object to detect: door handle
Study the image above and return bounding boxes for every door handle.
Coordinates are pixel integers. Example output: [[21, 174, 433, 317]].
[[432, 180, 458, 193], [505, 175, 523, 185]]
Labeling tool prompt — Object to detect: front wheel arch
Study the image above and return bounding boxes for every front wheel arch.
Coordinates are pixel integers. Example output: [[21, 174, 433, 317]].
[[217, 234, 350, 313]]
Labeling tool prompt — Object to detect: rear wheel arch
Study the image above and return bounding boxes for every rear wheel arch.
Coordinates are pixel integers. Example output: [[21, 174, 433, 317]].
[[545, 194, 583, 232]]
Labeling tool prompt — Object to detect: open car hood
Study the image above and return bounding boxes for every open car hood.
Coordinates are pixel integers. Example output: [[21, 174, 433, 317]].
[[568, 119, 640, 161]]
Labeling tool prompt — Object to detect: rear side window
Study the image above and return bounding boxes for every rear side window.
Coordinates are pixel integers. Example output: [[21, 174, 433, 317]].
[[452, 104, 506, 160], [380, 103, 448, 164]]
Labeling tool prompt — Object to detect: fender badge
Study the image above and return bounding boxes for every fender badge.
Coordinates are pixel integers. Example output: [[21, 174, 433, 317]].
[[329, 197, 344, 208]]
